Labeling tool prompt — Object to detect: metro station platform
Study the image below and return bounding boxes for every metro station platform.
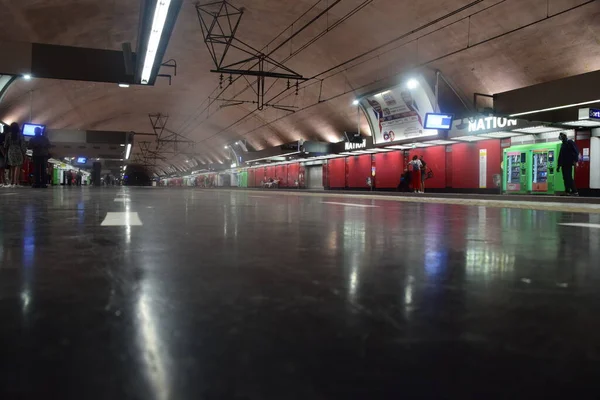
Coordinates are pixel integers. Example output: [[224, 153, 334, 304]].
[[1, 187, 600, 399]]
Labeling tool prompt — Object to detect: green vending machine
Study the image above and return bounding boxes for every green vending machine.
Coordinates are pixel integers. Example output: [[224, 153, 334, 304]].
[[527, 142, 566, 195], [503, 145, 529, 194], [239, 171, 248, 188]]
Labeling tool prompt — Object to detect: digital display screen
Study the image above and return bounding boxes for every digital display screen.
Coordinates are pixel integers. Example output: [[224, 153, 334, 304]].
[[76, 157, 88, 164], [424, 113, 454, 130], [589, 108, 600, 120], [22, 123, 46, 137]]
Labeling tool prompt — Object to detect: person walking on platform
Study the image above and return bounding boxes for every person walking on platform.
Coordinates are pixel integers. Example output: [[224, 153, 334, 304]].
[[408, 155, 423, 193], [3, 123, 26, 188], [28, 126, 51, 188], [76, 169, 82, 186], [557, 132, 579, 196]]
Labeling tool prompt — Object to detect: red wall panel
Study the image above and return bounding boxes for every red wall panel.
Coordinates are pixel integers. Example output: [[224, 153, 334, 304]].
[[346, 154, 372, 188], [253, 167, 265, 187], [288, 163, 300, 187], [265, 166, 275, 182], [327, 158, 346, 188], [575, 138, 590, 190], [451, 139, 501, 189], [445, 150, 453, 188], [423, 146, 447, 189], [275, 165, 288, 187], [374, 151, 404, 189]]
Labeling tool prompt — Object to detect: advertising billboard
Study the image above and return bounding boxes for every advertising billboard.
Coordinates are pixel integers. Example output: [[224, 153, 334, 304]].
[[360, 76, 437, 145]]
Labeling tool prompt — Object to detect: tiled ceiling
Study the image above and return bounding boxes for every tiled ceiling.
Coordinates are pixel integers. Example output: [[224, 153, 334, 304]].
[[0, 0, 599, 168]]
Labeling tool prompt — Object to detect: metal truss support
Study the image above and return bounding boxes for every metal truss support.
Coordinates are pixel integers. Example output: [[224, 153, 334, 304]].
[[136, 113, 201, 174], [195, 0, 308, 111]]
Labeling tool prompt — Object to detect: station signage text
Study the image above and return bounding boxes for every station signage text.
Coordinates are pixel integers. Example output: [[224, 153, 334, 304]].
[[468, 117, 518, 133], [345, 140, 367, 151]]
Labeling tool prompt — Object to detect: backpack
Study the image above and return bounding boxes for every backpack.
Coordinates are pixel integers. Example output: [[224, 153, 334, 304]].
[[569, 140, 579, 159]]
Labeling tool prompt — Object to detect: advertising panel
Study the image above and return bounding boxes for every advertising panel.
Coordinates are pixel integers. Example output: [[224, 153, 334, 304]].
[[360, 76, 437, 145]]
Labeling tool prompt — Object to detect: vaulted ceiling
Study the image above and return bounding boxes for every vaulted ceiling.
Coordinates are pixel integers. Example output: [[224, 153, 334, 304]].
[[0, 0, 599, 170]]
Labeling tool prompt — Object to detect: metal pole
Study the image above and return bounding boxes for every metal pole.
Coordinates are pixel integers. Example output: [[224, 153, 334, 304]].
[[435, 71, 440, 112], [29, 90, 33, 122], [357, 103, 360, 136]]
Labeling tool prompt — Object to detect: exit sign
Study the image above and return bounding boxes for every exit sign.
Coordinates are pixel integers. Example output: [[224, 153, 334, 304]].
[[579, 107, 600, 120]]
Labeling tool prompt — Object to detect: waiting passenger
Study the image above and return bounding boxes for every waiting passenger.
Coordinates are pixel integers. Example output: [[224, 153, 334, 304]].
[[4, 123, 26, 188], [408, 155, 423, 193], [557, 132, 579, 196], [28, 126, 51, 188]]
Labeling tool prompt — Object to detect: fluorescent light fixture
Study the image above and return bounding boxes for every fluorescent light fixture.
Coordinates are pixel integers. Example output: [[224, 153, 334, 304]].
[[125, 143, 132, 160], [123, 166, 127, 171], [512, 126, 562, 134], [478, 131, 525, 138], [245, 151, 301, 163], [563, 120, 600, 127], [406, 79, 419, 90], [141, 0, 173, 85], [224, 145, 228, 149], [509, 99, 600, 117], [453, 135, 488, 142], [385, 145, 412, 150], [118, 83, 130, 88], [120, 144, 125, 147], [22, 74, 32, 80], [423, 140, 459, 145], [352, 99, 359, 105], [375, 90, 391, 97]]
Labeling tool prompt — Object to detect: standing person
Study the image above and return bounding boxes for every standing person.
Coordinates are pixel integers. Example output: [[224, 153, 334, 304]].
[[419, 155, 428, 193], [28, 126, 51, 188], [66, 170, 73, 186], [3, 123, 26, 187], [557, 132, 579, 196], [408, 155, 423, 193], [0, 127, 6, 187], [76, 169, 82, 186]]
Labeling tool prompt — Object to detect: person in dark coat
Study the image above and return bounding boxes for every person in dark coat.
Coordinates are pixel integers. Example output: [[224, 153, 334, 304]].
[[28, 126, 51, 188], [557, 132, 579, 196]]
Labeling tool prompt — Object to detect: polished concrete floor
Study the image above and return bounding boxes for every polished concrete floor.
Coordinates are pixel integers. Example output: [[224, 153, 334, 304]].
[[1, 187, 600, 399]]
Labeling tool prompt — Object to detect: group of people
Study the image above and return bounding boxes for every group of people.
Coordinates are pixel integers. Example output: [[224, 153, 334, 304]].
[[406, 155, 429, 193], [0, 123, 51, 188]]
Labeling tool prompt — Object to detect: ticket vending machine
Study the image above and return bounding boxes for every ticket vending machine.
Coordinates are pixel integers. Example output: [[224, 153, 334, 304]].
[[503, 146, 528, 194], [531, 149, 549, 193], [527, 142, 565, 195]]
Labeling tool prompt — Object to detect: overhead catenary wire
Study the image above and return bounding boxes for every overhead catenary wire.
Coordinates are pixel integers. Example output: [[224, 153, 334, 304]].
[[175, 0, 336, 136], [201, 0, 594, 144], [180, 0, 375, 143]]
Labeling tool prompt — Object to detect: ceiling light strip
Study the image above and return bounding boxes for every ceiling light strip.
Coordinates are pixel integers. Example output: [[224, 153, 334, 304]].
[[508, 99, 600, 117], [141, 0, 173, 85]]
